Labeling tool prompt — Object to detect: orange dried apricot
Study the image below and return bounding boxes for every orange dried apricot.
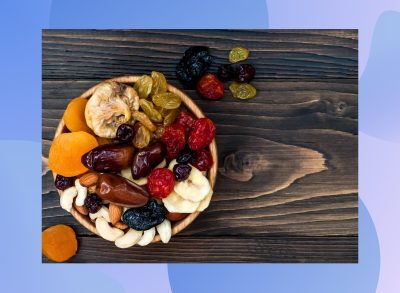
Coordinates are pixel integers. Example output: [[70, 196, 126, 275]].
[[42, 224, 78, 262], [49, 131, 98, 177], [63, 97, 92, 133]]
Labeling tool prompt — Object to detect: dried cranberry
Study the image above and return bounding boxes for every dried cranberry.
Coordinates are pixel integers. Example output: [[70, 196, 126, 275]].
[[196, 73, 224, 100], [173, 164, 192, 181], [147, 168, 175, 198], [84, 194, 102, 213], [177, 149, 194, 164], [235, 64, 256, 82], [217, 64, 234, 81], [54, 174, 75, 191], [160, 123, 186, 159], [174, 111, 196, 136], [191, 149, 213, 171], [116, 123, 135, 143], [188, 118, 216, 151]]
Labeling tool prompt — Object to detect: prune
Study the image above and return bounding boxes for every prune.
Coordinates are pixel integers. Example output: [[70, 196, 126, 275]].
[[96, 173, 149, 208], [229, 47, 249, 63], [173, 164, 192, 181], [177, 149, 194, 164], [174, 111, 196, 136], [176, 46, 213, 88], [196, 73, 224, 100], [152, 92, 181, 110], [188, 118, 216, 151], [147, 168, 175, 198], [81, 144, 134, 173], [229, 82, 257, 100], [139, 99, 163, 123], [131, 143, 166, 180], [235, 64, 256, 82], [217, 64, 234, 81], [54, 174, 75, 191], [122, 200, 166, 231], [84, 194, 102, 213], [116, 123, 135, 143], [161, 123, 186, 159], [191, 149, 213, 171]]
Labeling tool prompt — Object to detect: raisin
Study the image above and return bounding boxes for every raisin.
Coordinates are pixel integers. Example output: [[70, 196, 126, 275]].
[[139, 99, 163, 123], [160, 123, 186, 159], [229, 82, 257, 100], [152, 92, 181, 110], [191, 149, 213, 171], [116, 123, 135, 143], [134, 75, 153, 99], [163, 108, 180, 126], [151, 71, 168, 96], [132, 123, 151, 149], [122, 200, 166, 231], [174, 111, 196, 136], [229, 47, 249, 63], [54, 174, 75, 191], [196, 73, 224, 100], [188, 118, 216, 151], [235, 64, 256, 82], [217, 64, 234, 81], [177, 149, 194, 164], [173, 164, 192, 181], [147, 168, 175, 198], [84, 194, 102, 213], [176, 46, 213, 89]]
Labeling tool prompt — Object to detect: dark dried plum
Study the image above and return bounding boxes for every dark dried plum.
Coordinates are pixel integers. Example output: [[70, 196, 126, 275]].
[[173, 164, 191, 181], [235, 64, 256, 82], [84, 194, 102, 214], [176, 46, 213, 89], [217, 64, 234, 81], [54, 174, 75, 191], [122, 200, 166, 231]]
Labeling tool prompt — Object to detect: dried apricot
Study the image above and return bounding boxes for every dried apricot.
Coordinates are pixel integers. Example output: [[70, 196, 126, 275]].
[[63, 98, 92, 133], [42, 224, 78, 262], [49, 131, 98, 177]]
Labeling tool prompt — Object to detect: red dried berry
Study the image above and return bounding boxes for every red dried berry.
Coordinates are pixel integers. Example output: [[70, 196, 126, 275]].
[[191, 149, 213, 171], [174, 111, 196, 136], [188, 118, 216, 151], [196, 73, 224, 100], [160, 123, 186, 159], [147, 168, 175, 198]]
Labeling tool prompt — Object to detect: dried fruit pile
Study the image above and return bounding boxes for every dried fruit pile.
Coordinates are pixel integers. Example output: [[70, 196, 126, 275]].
[[47, 71, 216, 255], [176, 46, 257, 100]]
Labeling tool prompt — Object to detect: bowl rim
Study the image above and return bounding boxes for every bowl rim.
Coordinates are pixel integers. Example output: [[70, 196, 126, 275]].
[[52, 75, 218, 244]]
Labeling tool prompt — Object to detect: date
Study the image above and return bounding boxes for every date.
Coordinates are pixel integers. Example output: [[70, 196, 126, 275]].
[[131, 143, 165, 180]]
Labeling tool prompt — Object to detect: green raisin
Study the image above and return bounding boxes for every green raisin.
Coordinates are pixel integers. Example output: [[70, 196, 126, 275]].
[[133, 124, 151, 148], [163, 108, 180, 126], [152, 92, 181, 109], [229, 47, 249, 63], [153, 125, 165, 140], [151, 71, 168, 96], [139, 99, 163, 123], [134, 75, 153, 99], [229, 82, 257, 100]]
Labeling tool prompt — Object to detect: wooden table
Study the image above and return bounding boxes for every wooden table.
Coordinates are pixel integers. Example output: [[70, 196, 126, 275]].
[[42, 30, 358, 263]]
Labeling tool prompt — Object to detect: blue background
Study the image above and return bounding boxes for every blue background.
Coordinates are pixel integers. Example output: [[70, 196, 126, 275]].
[[1, 0, 399, 292]]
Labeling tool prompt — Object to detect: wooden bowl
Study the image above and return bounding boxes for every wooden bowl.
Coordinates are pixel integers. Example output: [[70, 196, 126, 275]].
[[53, 75, 218, 244]]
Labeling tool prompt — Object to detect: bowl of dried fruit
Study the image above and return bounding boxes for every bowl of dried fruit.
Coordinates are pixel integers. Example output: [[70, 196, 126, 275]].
[[48, 72, 217, 248]]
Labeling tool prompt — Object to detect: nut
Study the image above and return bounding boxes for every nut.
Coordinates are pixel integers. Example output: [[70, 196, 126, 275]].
[[115, 228, 143, 248], [114, 221, 128, 230], [156, 219, 171, 244], [74, 179, 88, 206], [109, 204, 123, 225], [60, 186, 77, 212], [137, 227, 155, 246], [95, 217, 124, 242], [79, 172, 99, 187], [74, 203, 88, 215]]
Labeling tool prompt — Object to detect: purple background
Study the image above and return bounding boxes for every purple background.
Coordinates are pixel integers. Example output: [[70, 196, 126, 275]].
[[1, 0, 399, 292]]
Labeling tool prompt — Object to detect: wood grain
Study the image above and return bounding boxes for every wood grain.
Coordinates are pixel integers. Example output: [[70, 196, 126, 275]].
[[42, 30, 358, 263]]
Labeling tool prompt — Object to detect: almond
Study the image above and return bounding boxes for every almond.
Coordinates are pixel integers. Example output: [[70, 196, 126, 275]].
[[109, 204, 123, 225], [74, 203, 88, 215], [79, 172, 99, 187], [114, 221, 128, 230]]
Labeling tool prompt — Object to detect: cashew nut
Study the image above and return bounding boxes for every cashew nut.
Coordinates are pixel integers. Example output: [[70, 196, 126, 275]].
[[60, 186, 77, 212], [74, 179, 87, 206], [156, 219, 171, 244], [137, 227, 155, 246], [95, 217, 124, 241], [89, 206, 111, 222], [115, 228, 143, 248]]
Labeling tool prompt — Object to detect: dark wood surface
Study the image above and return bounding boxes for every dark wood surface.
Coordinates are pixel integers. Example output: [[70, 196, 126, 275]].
[[42, 30, 358, 263]]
